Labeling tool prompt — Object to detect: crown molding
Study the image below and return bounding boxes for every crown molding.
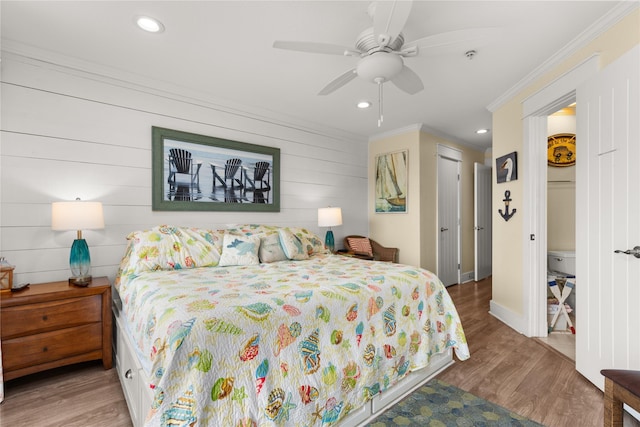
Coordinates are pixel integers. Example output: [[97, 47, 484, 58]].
[[369, 123, 456, 143], [487, 1, 639, 113], [1, 41, 367, 145], [369, 122, 485, 152], [368, 123, 424, 142]]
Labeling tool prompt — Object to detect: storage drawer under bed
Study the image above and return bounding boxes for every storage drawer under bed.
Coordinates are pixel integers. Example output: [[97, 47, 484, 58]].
[[115, 311, 153, 427]]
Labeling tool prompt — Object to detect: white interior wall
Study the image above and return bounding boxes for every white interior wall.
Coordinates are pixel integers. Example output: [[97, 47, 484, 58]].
[[547, 113, 576, 251], [487, 4, 638, 331], [369, 130, 421, 267], [0, 52, 369, 285], [367, 126, 483, 272]]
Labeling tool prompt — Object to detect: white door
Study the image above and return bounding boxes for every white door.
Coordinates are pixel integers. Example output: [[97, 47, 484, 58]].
[[474, 163, 492, 281], [576, 45, 640, 389], [437, 145, 461, 287]]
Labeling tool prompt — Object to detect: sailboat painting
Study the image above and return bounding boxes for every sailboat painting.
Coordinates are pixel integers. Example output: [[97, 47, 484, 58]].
[[375, 150, 408, 213]]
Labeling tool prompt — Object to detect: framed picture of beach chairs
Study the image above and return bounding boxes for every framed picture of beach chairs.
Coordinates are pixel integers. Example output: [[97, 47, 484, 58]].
[[152, 127, 280, 211], [375, 149, 408, 213]]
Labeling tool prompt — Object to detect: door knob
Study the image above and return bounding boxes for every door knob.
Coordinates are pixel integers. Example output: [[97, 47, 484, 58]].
[[614, 246, 640, 258], [440, 227, 449, 232]]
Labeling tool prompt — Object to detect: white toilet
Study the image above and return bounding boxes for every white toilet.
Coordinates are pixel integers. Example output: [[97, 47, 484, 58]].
[[547, 250, 576, 311]]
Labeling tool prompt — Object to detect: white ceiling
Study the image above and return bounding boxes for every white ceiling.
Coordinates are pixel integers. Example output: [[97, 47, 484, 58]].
[[1, 1, 625, 150]]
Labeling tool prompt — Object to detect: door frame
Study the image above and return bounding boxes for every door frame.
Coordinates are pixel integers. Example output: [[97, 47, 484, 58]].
[[521, 54, 600, 337]]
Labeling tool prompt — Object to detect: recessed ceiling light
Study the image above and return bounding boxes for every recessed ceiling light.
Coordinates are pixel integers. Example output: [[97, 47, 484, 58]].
[[357, 101, 371, 109], [476, 128, 489, 134], [135, 16, 164, 33]]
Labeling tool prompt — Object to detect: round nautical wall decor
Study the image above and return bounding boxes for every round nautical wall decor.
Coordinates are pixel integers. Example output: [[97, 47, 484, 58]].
[[547, 133, 576, 167]]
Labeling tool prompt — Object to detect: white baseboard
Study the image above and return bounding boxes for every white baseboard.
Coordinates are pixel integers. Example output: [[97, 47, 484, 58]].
[[489, 299, 526, 335], [460, 271, 474, 283]]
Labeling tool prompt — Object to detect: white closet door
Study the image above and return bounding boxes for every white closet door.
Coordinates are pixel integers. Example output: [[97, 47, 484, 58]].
[[437, 145, 461, 287], [576, 45, 640, 389], [474, 163, 492, 281]]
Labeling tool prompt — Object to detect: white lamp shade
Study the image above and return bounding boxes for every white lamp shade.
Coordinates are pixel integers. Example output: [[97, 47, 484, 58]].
[[52, 201, 105, 231], [318, 207, 342, 227]]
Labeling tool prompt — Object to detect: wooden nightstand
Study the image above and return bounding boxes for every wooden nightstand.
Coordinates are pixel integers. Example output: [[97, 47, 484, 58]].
[[1, 277, 112, 381]]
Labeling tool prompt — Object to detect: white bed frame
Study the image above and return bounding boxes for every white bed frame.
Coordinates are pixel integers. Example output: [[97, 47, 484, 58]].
[[113, 304, 454, 427]]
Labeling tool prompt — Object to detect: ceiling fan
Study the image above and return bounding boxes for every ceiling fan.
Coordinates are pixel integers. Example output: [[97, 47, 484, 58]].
[[273, 1, 498, 126]]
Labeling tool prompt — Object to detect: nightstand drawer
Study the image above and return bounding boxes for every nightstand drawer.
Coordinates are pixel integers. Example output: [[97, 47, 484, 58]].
[[1, 294, 102, 339], [1, 277, 112, 381], [2, 322, 103, 371]]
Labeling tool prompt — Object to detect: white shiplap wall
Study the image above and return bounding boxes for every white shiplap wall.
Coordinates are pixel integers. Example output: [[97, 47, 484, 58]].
[[0, 52, 368, 286]]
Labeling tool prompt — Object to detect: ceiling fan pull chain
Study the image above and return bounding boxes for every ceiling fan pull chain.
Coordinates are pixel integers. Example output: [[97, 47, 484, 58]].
[[377, 79, 384, 127]]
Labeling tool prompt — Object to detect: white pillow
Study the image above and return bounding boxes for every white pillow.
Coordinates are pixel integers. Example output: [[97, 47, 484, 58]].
[[278, 229, 309, 260], [218, 233, 260, 266], [259, 233, 288, 263]]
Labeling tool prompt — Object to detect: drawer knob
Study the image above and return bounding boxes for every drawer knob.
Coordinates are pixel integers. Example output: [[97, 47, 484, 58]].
[[43, 346, 48, 352], [42, 315, 48, 321], [125, 369, 133, 379]]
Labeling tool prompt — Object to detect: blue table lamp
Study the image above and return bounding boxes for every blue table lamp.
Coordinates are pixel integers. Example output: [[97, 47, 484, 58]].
[[318, 207, 342, 253], [52, 199, 104, 286]]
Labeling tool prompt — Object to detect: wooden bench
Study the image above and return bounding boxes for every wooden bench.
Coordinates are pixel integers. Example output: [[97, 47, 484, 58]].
[[601, 369, 640, 427]]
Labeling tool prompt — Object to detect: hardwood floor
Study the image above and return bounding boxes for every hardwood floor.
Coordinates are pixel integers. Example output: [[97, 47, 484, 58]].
[[0, 359, 132, 427], [438, 277, 603, 427], [0, 277, 604, 426]]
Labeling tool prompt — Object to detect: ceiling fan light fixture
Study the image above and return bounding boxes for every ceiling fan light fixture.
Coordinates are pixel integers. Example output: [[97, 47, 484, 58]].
[[135, 16, 164, 33], [356, 52, 403, 83]]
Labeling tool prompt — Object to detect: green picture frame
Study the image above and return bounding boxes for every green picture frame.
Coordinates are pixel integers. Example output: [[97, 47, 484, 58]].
[[152, 127, 280, 212]]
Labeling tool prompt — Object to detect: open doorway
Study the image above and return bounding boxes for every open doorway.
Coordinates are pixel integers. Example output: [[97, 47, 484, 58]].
[[520, 55, 599, 341], [538, 105, 577, 361]]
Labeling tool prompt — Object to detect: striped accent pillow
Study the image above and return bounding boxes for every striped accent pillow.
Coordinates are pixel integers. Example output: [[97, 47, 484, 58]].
[[347, 237, 373, 256]]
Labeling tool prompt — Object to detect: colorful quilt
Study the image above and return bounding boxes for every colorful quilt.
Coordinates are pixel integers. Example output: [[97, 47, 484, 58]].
[[116, 253, 469, 427]]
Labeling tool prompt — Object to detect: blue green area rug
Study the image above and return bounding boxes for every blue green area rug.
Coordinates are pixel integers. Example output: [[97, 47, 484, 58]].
[[367, 379, 544, 427]]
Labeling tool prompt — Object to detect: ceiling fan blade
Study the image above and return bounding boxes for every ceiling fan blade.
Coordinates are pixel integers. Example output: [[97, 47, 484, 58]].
[[390, 65, 424, 95], [373, 0, 413, 47], [401, 28, 501, 57], [273, 40, 359, 56], [318, 68, 358, 95]]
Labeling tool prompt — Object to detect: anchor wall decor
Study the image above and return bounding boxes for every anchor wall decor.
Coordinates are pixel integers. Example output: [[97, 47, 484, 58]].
[[499, 190, 516, 221]]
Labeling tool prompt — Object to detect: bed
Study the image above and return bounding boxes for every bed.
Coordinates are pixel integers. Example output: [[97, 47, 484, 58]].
[[113, 224, 470, 427]]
